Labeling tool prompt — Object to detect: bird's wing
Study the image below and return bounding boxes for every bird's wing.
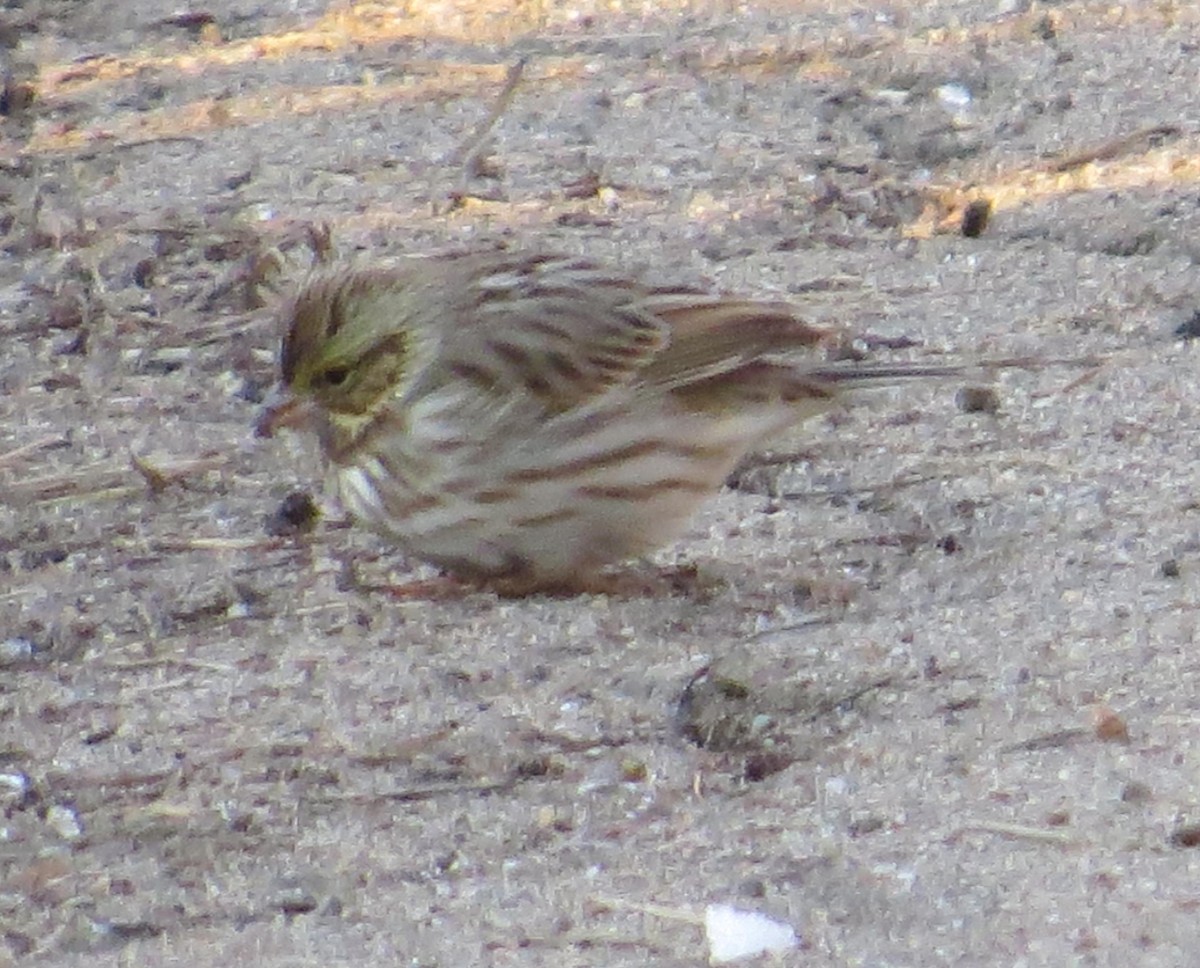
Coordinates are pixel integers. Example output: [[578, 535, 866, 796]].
[[636, 294, 959, 399], [631, 293, 831, 391], [430, 253, 671, 414]]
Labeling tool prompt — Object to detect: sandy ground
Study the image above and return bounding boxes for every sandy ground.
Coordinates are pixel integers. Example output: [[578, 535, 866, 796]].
[[4, 1, 1200, 964]]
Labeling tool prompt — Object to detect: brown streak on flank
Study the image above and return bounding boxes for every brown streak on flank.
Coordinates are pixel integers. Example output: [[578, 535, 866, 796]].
[[523, 319, 571, 339], [781, 379, 837, 403], [512, 508, 581, 527], [509, 438, 726, 484], [384, 492, 441, 516], [524, 373, 553, 398], [447, 361, 501, 390], [473, 488, 519, 505], [543, 351, 585, 383], [577, 478, 714, 501], [488, 341, 531, 370], [426, 437, 468, 454], [440, 477, 484, 496]]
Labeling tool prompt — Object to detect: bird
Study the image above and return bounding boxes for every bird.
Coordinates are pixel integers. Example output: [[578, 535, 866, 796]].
[[255, 250, 957, 594]]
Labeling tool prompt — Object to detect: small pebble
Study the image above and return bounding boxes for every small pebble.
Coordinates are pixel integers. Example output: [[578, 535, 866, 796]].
[[1168, 822, 1200, 849], [45, 803, 83, 840], [264, 491, 320, 536], [0, 637, 34, 666], [0, 771, 31, 802], [956, 385, 1001, 414], [961, 198, 992, 237], [1174, 311, 1200, 340]]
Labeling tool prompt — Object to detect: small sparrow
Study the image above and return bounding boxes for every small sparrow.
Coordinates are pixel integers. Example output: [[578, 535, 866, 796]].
[[256, 251, 955, 592]]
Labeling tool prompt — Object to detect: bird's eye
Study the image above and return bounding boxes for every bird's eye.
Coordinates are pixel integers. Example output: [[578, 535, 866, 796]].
[[320, 366, 350, 387]]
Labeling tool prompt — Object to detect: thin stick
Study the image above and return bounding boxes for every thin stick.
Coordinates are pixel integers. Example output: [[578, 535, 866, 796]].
[[0, 434, 70, 469], [448, 57, 526, 171], [1035, 364, 1105, 398], [590, 895, 705, 926], [126, 536, 284, 553], [1044, 123, 1180, 173], [105, 657, 239, 674], [951, 820, 1081, 846]]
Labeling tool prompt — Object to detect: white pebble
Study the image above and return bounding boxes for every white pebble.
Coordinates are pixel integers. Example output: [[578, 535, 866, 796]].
[[704, 904, 799, 964]]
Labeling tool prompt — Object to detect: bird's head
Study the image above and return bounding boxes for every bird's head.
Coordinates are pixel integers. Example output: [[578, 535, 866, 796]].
[[255, 269, 417, 451]]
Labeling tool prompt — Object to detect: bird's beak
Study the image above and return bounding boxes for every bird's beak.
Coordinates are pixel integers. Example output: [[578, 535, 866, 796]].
[[254, 386, 316, 438]]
